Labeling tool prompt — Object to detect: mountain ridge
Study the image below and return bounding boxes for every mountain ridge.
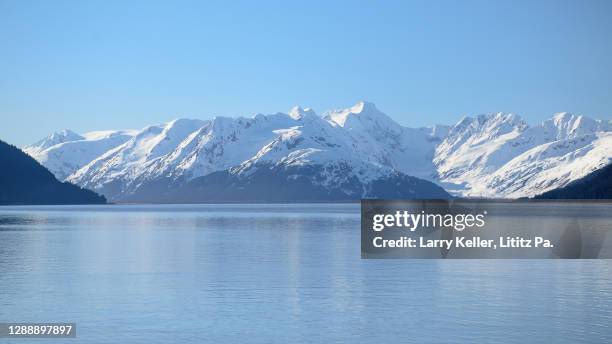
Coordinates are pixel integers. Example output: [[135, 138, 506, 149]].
[[23, 102, 612, 202]]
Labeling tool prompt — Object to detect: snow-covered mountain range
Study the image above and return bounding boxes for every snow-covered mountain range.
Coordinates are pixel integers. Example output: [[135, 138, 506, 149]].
[[23, 101, 612, 201]]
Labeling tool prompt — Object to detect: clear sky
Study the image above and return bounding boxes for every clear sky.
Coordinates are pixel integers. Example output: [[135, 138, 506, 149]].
[[1, 0, 611, 146]]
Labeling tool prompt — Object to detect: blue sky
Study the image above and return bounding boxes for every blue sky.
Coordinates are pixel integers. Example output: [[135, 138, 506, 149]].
[[1, 0, 611, 146]]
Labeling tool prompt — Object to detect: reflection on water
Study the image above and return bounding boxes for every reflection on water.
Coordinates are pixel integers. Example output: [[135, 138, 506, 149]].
[[0, 204, 611, 343]]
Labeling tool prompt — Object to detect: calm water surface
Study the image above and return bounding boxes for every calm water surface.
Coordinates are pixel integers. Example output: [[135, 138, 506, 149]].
[[0, 204, 611, 343]]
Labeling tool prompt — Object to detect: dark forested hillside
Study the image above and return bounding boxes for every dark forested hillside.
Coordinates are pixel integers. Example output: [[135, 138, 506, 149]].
[[0, 140, 106, 205], [535, 164, 612, 199], [119, 163, 452, 203]]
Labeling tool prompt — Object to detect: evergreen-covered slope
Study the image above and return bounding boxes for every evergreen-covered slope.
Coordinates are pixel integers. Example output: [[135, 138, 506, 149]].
[[0, 140, 106, 205], [535, 163, 612, 199]]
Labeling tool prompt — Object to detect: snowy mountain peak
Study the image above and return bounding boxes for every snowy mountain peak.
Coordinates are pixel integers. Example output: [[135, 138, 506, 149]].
[[552, 111, 575, 122], [551, 112, 585, 130], [445, 112, 527, 143], [163, 118, 207, 137], [350, 101, 378, 114], [23, 127, 136, 181], [288, 106, 317, 120], [323, 101, 398, 131], [26, 129, 84, 153], [451, 113, 528, 141], [473, 112, 524, 128], [542, 112, 610, 140]]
